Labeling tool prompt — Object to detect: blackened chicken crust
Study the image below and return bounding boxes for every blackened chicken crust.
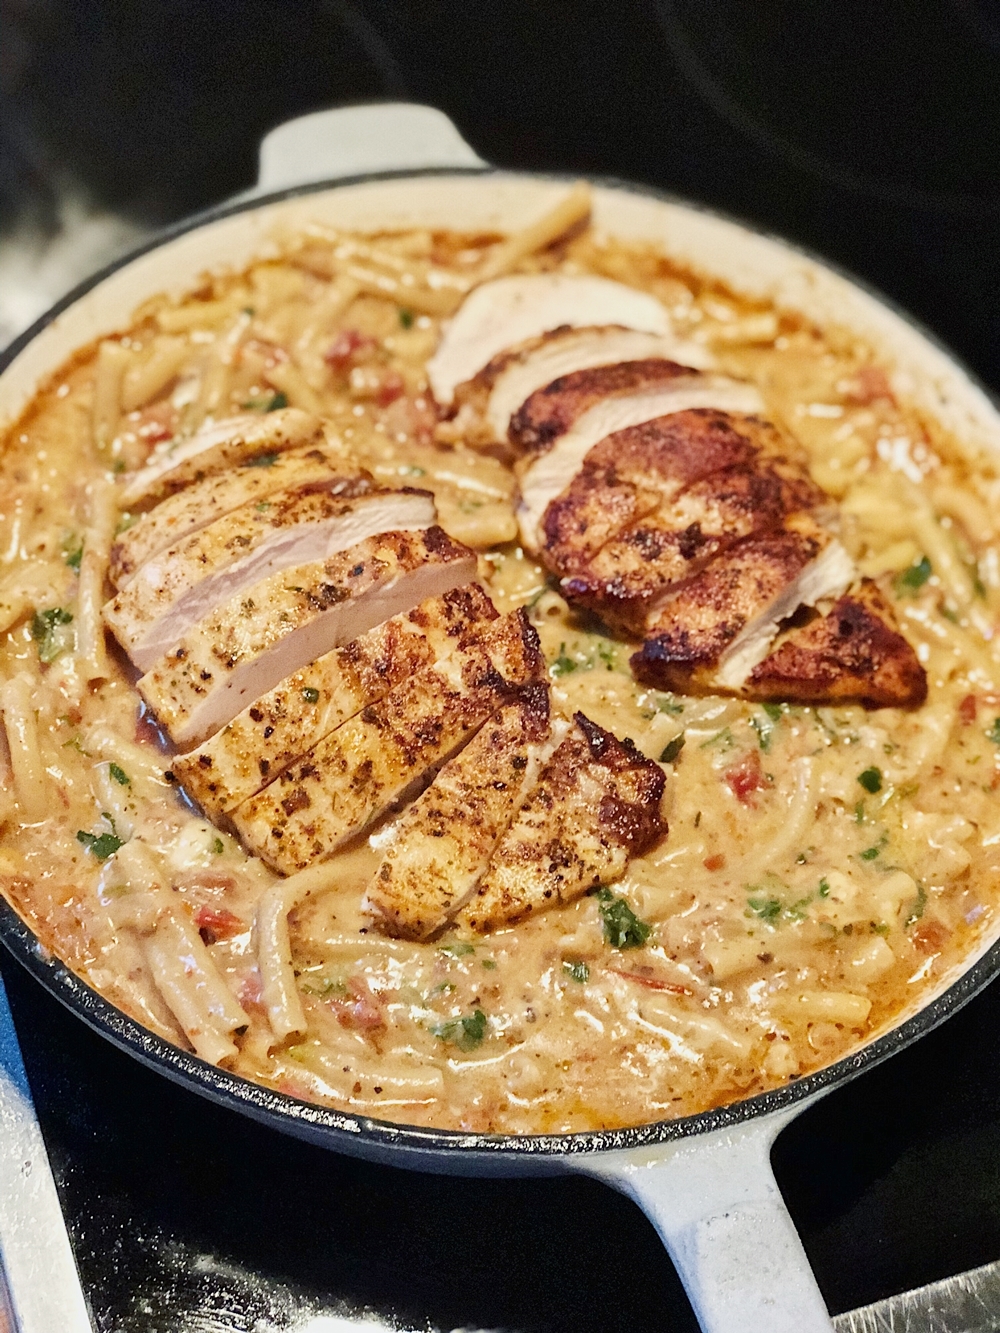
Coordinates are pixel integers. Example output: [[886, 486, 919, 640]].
[[509, 358, 696, 454], [745, 579, 928, 709]]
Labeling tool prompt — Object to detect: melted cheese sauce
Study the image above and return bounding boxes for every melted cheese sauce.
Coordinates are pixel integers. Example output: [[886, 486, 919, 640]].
[[2, 224, 1000, 1132]]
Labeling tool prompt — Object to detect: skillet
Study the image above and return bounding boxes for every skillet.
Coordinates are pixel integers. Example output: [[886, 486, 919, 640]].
[[3, 102, 1000, 1333]]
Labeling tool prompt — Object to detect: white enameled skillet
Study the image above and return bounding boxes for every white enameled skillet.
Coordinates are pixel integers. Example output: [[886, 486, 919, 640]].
[[3, 103, 1000, 1333]]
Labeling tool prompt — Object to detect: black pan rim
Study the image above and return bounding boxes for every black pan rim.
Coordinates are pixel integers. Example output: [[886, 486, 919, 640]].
[[3, 162, 1000, 1162]]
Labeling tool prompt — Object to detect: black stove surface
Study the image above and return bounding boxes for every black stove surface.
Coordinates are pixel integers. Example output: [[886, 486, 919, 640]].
[[3, 2, 1000, 1327]]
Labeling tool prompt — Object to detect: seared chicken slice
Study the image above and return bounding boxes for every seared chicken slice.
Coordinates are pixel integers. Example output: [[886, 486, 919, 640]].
[[173, 582, 498, 815], [745, 579, 927, 708], [138, 527, 476, 748], [110, 442, 350, 588], [461, 712, 666, 933], [517, 375, 765, 550], [452, 325, 714, 444], [540, 410, 797, 574], [362, 683, 557, 940], [630, 523, 856, 692], [427, 274, 671, 406], [106, 483, 434, 671], [558, 459, 825, 634], [231, 609, 545, 875], [121, 409, 323, 507]]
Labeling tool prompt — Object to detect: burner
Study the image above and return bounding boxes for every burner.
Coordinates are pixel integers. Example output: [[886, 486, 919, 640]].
[[656, 0, 1000, 212]]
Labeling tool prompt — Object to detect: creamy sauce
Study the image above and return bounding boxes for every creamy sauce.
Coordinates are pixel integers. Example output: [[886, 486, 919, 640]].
[[2, 223, 1000, 1132]]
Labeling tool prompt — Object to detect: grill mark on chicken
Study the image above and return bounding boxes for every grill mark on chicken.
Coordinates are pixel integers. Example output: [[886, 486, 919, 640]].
[[108, 478, 438, 671], [460, 712, 666, 932], [121, 408, 324, 508], [137, 527, 477, 748], [745, 580, 928, 708], [173, 582, 499, 816], [231, 609, 545, 875], [362, 683, 555, 940], [509, 359, 697, 455], [110, 443, 351, 589]]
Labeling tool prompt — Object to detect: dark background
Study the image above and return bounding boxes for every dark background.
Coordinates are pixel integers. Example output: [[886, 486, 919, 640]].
[[3, 2, 1000, 1327]]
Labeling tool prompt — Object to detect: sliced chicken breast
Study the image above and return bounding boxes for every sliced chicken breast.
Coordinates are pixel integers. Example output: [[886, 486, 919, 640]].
[[461, 712, 666, 933], [745, 579, 927, 708], [456, 325, 714, 443], [231, 609, 545, 875], [557, 459, 825, 634], [630, 524, 856, 692], [517, 376, 765, 551], [173, 582, 498, 816], [138, 527, 477, 748], [106, 483, 435, 672], [540, 409, 794, 575], [362, 683, 556, 940], [121, 409, 323, 507], [110, 442, 351, 589], [427, 274, 672, 406]]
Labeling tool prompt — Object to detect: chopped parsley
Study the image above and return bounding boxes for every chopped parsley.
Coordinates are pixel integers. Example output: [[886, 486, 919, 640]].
[[301, 687, 320, 704], [747, 896, 782, 923], [762, 703, 784, 721], [653, 694, 684, 715], [108, 763, 130, 786], [438, 940, 475, 957], [987, 717, 1000, 746], [659, 734, 685, 764], [398, 307, 414, 328], [212, 837, 225, 855], [859, 834, 889, 861], [857, 766, 883, 794], [895, 556, 932, 593], [242, 391, 288, 412], [818, 877, 831, 898], [563, 959, 590, 983], [750, 713, 776, 752], [596, 887, 651, 950], [431, 1009, 488, 1051], [905, 882, 927, 926], [76, 829, 124, 860], [550, 643, 578, 677], [31, 607, 74, 663], [63, 535, 83, 572], [243, 451, 279, 468], [700, 727, 735, 752]]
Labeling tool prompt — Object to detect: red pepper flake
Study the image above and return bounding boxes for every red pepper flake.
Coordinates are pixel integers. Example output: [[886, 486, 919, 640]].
[[325, 328, 376, 368], [724, 750, 765, 805], [959, 694, 978, 724], [703, 853, 726, 871], [607, 968, 692, 995]]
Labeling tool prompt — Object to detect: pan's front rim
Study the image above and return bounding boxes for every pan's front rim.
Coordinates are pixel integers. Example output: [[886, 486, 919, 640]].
[[3, 891, 998, 1165], [4, 164, 1000, 1165]]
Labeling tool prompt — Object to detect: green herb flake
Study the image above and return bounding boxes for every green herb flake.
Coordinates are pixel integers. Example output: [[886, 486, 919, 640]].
[[212, 837, 225, 855], [596, 887, 651, 950], [76, 829, 124, 860], [431, 1009, 488, 1051], [563, 959, 590, 983], [860, 835, 889, 862], [108, 763, 130, 786], [398, 307, 414, 328], [481, 958, 497, 971], [243, 451, 280, 469], [654, 694, 684, 715], [762, 703, 784, 721], [700, 726, 735, 752], [895, 555, 932, 594], [747, 896, 782, 923], [550, 643, 578, 677], [818, 877, 831, 898], [987, 717, 1000, 746], [31, 607, 74, 663], [750, 714, 775, 753], [255, 500, 271, 512], [438, 941, 475, 958], [857, 766, 883, 794], [871, 921, 890, 936], [242, 391, 288, 413], [905, 882, 927, 927], [659, 734, 686, 764], [63, 535, 84, 572], [301, 687, 320, 704], [854, 800, 866, 824]]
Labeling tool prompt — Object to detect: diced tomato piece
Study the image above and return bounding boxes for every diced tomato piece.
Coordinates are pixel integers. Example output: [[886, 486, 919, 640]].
[[325, 328, 376, 369], [238, 971, 266, 1014], [375, 371, 405, 406], [724, 750, 765, 805], [330, 976, 385, 1032], [959, 694, 978, 724], [196, 904, 244, 943], [911, 919, 950, 955]]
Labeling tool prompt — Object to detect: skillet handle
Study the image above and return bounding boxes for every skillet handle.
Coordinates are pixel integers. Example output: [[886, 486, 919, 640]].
[[257, 102, 487, 193], [578, 1112, 833, 1333]]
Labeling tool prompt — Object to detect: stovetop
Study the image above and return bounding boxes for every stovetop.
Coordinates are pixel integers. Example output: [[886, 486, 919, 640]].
[[2, 3, 1000, 1328]]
